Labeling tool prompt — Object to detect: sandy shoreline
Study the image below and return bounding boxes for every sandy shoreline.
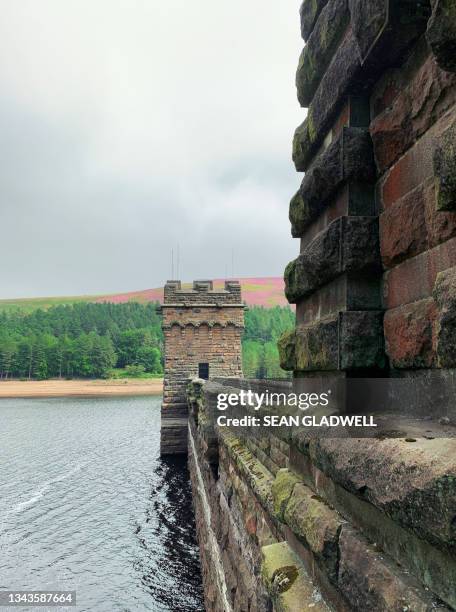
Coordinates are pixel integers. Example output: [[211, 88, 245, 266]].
[[0, 379, 164, 399]]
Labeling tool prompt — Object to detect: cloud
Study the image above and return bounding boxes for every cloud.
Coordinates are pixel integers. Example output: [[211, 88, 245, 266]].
[[0, 0, 304, 298]]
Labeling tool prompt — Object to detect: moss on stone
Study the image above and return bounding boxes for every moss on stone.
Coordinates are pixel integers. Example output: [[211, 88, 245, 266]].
[[278, 330, 297, 371], [272, 469, 301, 522], [262, 541, 329, 611], [283, 483, 343, 580]]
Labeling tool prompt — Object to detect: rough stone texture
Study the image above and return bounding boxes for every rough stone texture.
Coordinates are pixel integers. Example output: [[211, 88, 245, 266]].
[[434, 120, 456, 211], [296, 0, 349, 107], [261, 542, 330, 611], [380, 183, 429, 268], [290, 446, 456, 609], [339, 311, 386, 370], [379, 110, 456, 211], [280, 312, 385, 372], [338, 526, 449, 612], [427, 0, 456, 73], [160, 280, 244, 455], [271, 469, 300, 522], [384, 299, 438, 369], [293, 33, 364, 171], [349, 0, 431, 70], [433, 265, 456, 367], [289, 190, 309, 238], [383, 236, 456, 308], [371, 56, 456, 172], [278, 330, 297, 372], [283, 483, 344, 581], [285, 216, 380, 303], [295, 318, 339, 372], [300, 0, 329, 41], [298, 128, 375, 229], [300, 436, 456, 554]]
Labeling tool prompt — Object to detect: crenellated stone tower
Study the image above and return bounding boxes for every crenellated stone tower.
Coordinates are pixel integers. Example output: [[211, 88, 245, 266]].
[[160, 280, 244, 455]]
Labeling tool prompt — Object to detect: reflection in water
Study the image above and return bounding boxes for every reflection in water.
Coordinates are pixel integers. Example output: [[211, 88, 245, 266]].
[[136, 457, 203, 610], [0, 396, 204, 611]]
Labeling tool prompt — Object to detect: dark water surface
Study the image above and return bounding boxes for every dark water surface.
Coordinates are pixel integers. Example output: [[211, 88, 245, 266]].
[[0, 396, 204, 611]]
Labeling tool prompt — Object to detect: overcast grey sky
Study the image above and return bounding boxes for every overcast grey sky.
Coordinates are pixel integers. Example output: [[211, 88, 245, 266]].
[[0, 1, 303, 298]]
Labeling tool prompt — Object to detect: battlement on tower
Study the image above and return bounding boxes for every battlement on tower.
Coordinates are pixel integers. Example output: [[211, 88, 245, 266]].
[[163, 279, 242, 305]]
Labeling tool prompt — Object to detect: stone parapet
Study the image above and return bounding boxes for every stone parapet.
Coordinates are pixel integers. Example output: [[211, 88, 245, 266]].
[[187, 378, 455, 610]]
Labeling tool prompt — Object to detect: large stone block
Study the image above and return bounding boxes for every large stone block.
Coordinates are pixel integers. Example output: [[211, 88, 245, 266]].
[[349, 0, 431, 70], [384, 299, 437, 369], [289, 190, 309, 238], [293, 34, 363, 170], [278, 330, 297, 372], [339, 311, 385, 370], [380, 184, 429, 268], [371, 56, 456, 173], [285, 217, 380, 303], [283, 483, 344, 581], [304, 437, 456, 553], [271, 469, 301, 522], [338, 526, 449, 612], [427, 0, 456, 73], [433, 265, 456, 367], [295, 318, 339, 371], [298, 128, 375, 228], [300, 0, 329, 41], [296, 0, 349, 107], [434, 120, 456, 211], [279, 312, 385, 372], [384, 236, 456, 308], [261, 541, 330, 611]]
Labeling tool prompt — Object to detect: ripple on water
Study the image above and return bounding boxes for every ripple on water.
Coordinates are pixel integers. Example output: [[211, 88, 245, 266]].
[[0, 396, 204, 612]]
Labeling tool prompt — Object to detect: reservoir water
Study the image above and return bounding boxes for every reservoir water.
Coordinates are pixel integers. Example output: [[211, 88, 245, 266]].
[[0, 396, 204, 611]]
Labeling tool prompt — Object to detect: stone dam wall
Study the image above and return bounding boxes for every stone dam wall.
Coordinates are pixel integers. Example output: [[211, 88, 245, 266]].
[[182, 1, 456, 610], [187, 378, 456, 611]]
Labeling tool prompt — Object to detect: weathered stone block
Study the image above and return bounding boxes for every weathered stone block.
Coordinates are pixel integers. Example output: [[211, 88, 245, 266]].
[[434, 265, 456, 367], [285, 217, 380, 303], [339, 311, 386, 370], [272, 469, 301, 522], [283, 483, 343, 581], [293, 33, 363, 169], [278, 330, 297, 372], [289, 190, 309, 238], [261, 541, 330, 611], [305, 437, 456, 552], [384, 299, 437, 369], [349, 0, 431, 70], [295, 318, 339, 371], [289, 445, 456, 609], [296, 0, 349, 107], [427, 0, 456, 73], [338, 526, 449, 612], [383, 236, 456, 308], [434, 120, 456, 211], [281, 312, 385, 372], [371, 56, 456, 172], [380, 184, 429, 268], [300, 0, 329, 41], [298, 128, 375, 227]]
